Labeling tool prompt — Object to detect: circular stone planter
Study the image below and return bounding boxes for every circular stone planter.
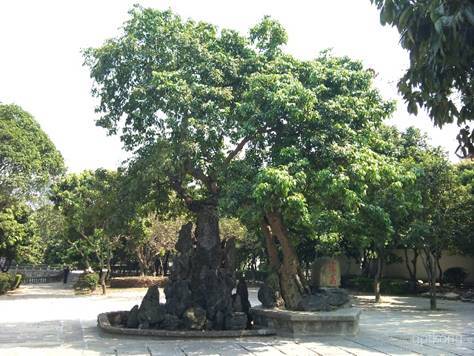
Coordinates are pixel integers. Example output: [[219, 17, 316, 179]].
[[251, 306, 361, 337], [98, 311, 276, 338]]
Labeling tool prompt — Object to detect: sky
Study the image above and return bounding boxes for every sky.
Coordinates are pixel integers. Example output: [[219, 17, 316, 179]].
[[0, 0, 462, 172]]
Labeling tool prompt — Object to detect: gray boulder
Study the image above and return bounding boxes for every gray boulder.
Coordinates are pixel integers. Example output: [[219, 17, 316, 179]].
[[258, 284, 277, 308], [224, 312, 248, 330], [183, 306, 207, 330], [165, 279, 192, 317], [137, 285, 166, 326], [232, 294, 243, 312], [298, 288, 350, 312], [161, 313, 181, 330], [126, 305, 139, 328]]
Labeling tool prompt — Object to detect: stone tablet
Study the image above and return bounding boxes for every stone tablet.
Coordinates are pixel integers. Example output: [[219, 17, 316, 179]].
[[311, 257, 340, 288]]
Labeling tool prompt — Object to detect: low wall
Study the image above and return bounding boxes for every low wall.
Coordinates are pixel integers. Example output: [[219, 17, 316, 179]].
[[384, 250, 474, 284], [336, 251, 474, 284], [9, 264, 63, 279]]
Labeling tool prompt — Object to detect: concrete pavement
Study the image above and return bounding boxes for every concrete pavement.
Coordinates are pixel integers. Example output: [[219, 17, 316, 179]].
[[1, 283, 473, 355]]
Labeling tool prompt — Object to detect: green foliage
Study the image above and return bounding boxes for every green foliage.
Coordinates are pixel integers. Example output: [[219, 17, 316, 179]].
[[249, 15, 288, 56], [443, 267, 468, 286], [73, 272, 99, 292], [371, 0, 474, 126], [51, 169, 121, 269], [0, 273, 15, 294], [12, 273, 22, 289], [32, 204, 67, 265], [451, 161, 474, 256], [0, 104, 65, 206], [0, 104, 64, 263], [344, 275, 411, 295], [0, 203, 42, 263]]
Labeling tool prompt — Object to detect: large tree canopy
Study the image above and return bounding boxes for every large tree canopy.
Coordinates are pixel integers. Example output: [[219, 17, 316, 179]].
[[0, 103, 64, 265], [85, 6, 393, 310], [0, 104, 65, 207], [371, 0, 474, 126]]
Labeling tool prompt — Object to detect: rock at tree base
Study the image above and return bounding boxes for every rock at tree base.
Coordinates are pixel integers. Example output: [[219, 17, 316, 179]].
[[183, 306, 207, 330], [258, 284, 278, 308], [164, 279, 192, 317], [297, 288, 350, 311], [236, 279, 251, 313], [232, 294, 243, 312], [137, 285, 166, 327], [128, 220, 252, 331], [311, 257, 341, 288], [127, 305, 139, 328], [258, 271, 285, 309], [224, 312, 248, 330], [161, 313, 181, 330]]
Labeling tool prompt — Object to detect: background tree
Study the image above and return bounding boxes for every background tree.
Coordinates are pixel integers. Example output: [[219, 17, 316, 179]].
[[451, 161, 474, 257], [370, 0, 474, 126], [51, 169, 120, 294], [0, 103, 64, 267], [407, 150, 458, 309]]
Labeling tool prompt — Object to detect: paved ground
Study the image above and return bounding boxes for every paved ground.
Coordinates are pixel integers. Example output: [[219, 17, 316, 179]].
[[1, 282, 473, 356]]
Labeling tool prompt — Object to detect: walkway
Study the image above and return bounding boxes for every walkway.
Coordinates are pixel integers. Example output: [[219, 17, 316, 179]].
[[0, 283, 473, 355]]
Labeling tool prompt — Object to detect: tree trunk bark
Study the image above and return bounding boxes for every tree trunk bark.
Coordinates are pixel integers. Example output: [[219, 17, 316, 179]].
[[100, 270, 107, 295], [266, 211, 307, 310], [260, 220, 280, 272], [436, 253, 443, 287], [404, 248, 419, 293], [374, 254, 382, 303], [423, 248, 437, 310], [430, 255, 437, 310], [163, 251, 170, 276], [136, 248, 146, 277]]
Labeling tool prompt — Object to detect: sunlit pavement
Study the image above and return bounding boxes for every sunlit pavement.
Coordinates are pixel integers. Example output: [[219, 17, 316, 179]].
[[1, 283, 473, 355]]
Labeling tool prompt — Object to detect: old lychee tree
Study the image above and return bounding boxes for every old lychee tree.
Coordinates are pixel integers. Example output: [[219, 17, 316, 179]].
[[84, 7, 392, 311]]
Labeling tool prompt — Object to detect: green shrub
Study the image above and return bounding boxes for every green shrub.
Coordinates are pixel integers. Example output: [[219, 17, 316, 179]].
[[73, 272, 99, 292], [381, 278, 410, 295], [344, 276, 411, 295], [443, 267, 468, 286], [12, 274, 22, 289], [0, 273, 14, 294], [344, 276, 373, 292]]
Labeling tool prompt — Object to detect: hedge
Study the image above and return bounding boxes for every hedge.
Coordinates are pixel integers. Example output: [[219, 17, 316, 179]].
[[110, 276, 168, 288], [0, 273, 21, 295], [343, 275, 411, 295]]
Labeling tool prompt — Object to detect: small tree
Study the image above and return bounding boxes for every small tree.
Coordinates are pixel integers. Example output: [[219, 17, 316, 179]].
[[408, 150, 458, 309], [51, 169, 120, 294]]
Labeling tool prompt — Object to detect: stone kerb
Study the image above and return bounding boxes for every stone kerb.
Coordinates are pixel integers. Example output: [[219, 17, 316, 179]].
[[250, 306, 361, 337], [97, 311, 276, 338]]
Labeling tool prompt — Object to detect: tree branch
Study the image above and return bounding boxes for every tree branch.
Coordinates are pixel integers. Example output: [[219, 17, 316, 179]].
[[169, 177, 193, 206], [224, 136, 252, 165]]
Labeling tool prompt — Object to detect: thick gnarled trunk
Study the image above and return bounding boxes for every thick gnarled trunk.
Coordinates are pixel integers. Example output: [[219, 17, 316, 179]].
[[265, 211, 308, 310]]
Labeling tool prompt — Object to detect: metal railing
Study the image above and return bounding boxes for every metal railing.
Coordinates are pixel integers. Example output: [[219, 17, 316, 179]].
[[22, 274, 63, 284]]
